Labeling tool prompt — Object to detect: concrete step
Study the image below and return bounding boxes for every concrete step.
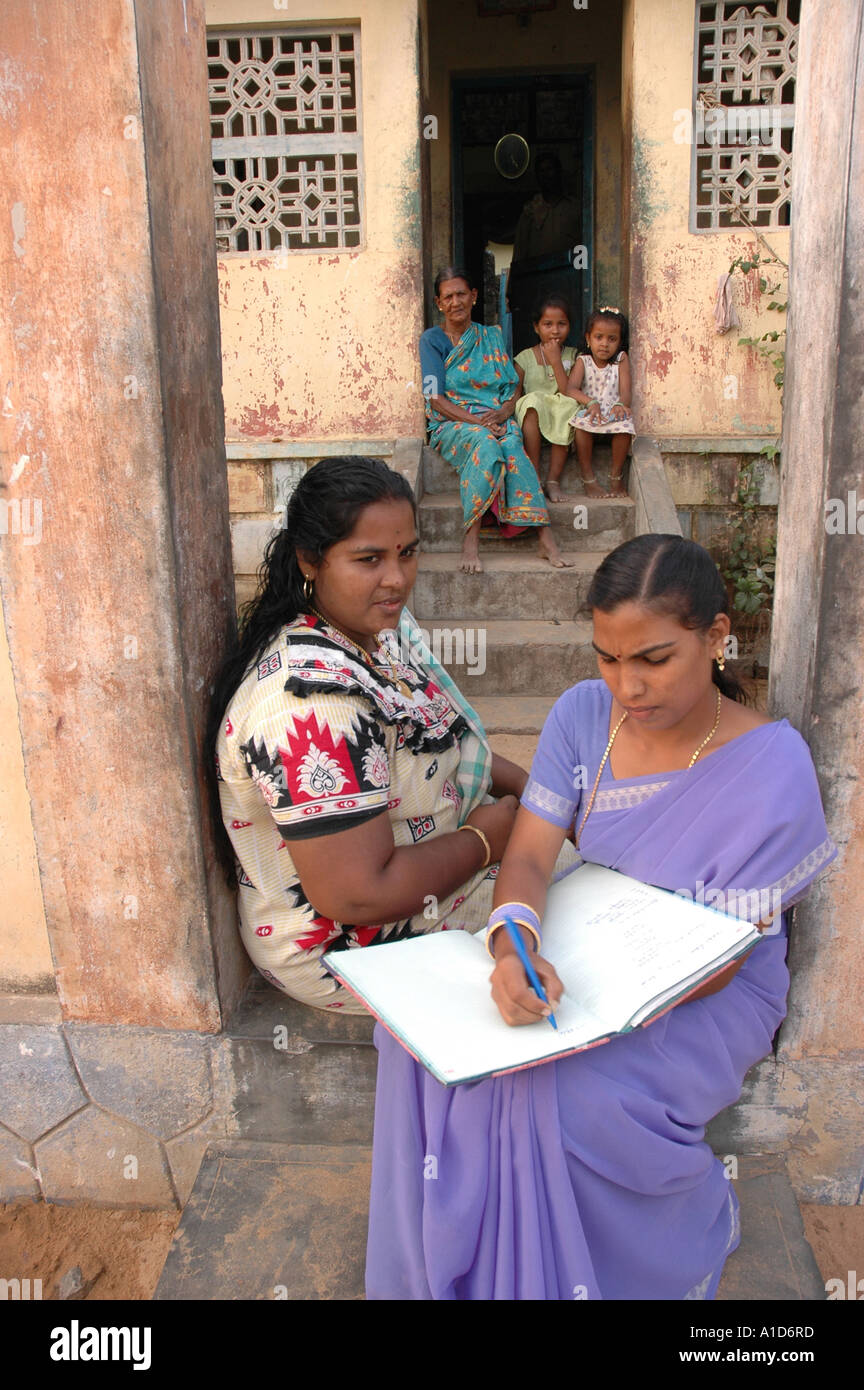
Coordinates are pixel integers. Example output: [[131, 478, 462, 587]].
[[421, 441, 627, 495], [473, 694, 561, 735], [224, 975, 376, 1147], [410, 618, 595, 695], [488, 732, 541, 771], [154, 1139, 372, 1300], [716, 1154, 826, 1301], [413, 552, 597, 621], [154, 1139, 823, 1301], [418, 492, 634, 553]]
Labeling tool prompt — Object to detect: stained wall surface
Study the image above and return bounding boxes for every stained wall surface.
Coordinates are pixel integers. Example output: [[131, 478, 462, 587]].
[[623, 0, 788, 438], [0, 600, 52, 992], [0, 0, 241, 1028], [205, 0, 426, 442]]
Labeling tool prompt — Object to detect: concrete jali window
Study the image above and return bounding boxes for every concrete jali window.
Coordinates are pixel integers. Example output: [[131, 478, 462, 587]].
[[207, 27, 363, 253], [691, 0, 799, 231]]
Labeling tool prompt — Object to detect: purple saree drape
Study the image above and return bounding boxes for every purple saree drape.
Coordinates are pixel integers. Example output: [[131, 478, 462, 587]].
[[365, 681, 837, 1301]]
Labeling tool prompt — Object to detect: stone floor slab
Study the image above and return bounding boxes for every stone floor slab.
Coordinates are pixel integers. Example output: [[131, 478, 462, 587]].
[[64, 1025, 213, 1140], [35, 1106, 175, 1208], [0, 1025, 86, 1142], [154, 1141, 371, 1300], [165, 1129, 214, 1209], [0, 1123, 40, 1202], [225, 1039, 377, 1145], [717, 1154, 826, 1300], [155, 1147, 823, 1301]]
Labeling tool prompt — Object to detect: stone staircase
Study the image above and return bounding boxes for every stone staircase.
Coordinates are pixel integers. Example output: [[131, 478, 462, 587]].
[[412, 441, 634, 755]]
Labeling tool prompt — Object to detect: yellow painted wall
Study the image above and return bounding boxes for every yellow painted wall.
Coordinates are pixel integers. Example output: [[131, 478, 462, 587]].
[[208, 0, 786, 444], [0, 594, 53, 992], [425, 0, 624, 311], [206, 0, 425, 440], [624, 0, 788, 437]]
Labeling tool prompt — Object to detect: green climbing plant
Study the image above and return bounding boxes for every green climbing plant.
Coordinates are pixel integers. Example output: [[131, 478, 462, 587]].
[[727, 247, 787, 396], [722, 449, 778, 620], [718, 193, 785, 639], [724, 193, 788, 399]]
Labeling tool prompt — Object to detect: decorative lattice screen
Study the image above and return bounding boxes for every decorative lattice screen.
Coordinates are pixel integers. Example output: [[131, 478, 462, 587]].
[[207, 29, 363, 253], [691, 1, 798, 231]]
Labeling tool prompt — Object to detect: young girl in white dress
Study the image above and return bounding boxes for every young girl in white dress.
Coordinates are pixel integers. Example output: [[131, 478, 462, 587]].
[[567, 307, 635, 499]]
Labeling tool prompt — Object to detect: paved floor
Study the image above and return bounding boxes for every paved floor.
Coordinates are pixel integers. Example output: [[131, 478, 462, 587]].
[[155, 1145, 824, 1301]]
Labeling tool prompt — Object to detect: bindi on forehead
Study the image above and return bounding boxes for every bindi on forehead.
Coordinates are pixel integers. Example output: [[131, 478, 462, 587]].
[[592, 638, 677, 660], [346, 538, 419, 554]]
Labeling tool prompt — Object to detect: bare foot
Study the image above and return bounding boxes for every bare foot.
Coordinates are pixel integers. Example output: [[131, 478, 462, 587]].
[[538, 529, 576, 568], [581, 475, 605, 499], [605, 474, 628, 498], [460, 533, 483, 574], [544, 479, 569, 503]]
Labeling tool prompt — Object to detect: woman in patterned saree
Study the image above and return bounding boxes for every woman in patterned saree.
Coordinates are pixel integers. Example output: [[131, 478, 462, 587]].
[[208, 455, 541, 1010], [420, 267, 574, 575], [365, 534, 838, 1299]]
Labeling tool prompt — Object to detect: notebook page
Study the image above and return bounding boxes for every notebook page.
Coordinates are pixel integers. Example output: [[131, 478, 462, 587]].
[[627, 935, 759, 1025], [326, 928, 613, 1084], [543, 864, 759, 1029]]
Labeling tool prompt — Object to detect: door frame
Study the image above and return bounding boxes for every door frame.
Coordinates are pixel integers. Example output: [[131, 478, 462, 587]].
[[450, 69, 595, 331]]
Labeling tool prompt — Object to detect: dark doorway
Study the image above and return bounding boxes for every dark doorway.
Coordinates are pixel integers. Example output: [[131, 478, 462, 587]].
[[451, 73, 593, 356]]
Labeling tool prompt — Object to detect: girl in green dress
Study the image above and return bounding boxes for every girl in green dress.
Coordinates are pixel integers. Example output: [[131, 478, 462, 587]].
[[514, 295, 578, 504]]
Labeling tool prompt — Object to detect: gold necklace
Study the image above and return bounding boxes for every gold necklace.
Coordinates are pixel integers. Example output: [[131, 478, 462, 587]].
[[309, 607, 413, 698], [575, 687, 723, 849]]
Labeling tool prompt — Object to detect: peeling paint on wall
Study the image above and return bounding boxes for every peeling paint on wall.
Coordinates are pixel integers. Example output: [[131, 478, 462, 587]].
[[211, 0, 425, 443], [625, 1, 786, 438]]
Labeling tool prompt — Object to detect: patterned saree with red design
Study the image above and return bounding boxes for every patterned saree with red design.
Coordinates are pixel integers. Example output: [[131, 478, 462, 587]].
[[215, 614, 499, 1010]]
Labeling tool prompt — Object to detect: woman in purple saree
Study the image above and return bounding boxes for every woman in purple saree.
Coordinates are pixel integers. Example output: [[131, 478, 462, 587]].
[[365, 535, 837, 1300]]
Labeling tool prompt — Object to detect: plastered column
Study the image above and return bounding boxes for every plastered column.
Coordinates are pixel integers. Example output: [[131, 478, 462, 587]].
[[0, 0, 244, 1028], [768, 0, 864, 1199]]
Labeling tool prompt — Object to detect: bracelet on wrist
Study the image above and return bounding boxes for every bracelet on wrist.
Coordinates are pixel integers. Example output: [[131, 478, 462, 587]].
[[458, 823, 491, 869], [486, 918, 542, 960], [485, 901, 542, 959], [488, 901, 541, 932]]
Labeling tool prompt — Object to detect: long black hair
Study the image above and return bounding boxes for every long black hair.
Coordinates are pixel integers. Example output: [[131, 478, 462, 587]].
[[585, 534, 749, 703], [206, 456, 416, 878]]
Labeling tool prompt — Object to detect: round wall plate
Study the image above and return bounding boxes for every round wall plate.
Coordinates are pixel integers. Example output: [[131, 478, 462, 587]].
[[494, 133, 530, 180]]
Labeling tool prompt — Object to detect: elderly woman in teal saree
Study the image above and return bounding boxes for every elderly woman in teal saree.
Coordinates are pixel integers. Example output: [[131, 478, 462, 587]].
[[420, 268, 574, 575]]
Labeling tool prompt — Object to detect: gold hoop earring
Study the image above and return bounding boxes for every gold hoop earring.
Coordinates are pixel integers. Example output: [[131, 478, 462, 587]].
[[715, 649, 726, 672], [303, 575, 313, 602]]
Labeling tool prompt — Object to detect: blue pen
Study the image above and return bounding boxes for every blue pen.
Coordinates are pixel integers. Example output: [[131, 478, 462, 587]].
[[500, 915, 558, 1030]]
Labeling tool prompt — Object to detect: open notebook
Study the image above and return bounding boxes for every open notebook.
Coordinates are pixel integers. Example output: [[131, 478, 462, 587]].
[[323, 862, 762, 1086]]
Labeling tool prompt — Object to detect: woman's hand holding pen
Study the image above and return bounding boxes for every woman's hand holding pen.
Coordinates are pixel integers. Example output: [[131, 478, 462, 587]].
[[489, 929, 564, 1027]]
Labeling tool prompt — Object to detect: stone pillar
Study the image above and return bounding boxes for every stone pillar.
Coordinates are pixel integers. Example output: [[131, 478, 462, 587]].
[[0, 0, 245, 1029], [768, 0, 864, 1199]]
